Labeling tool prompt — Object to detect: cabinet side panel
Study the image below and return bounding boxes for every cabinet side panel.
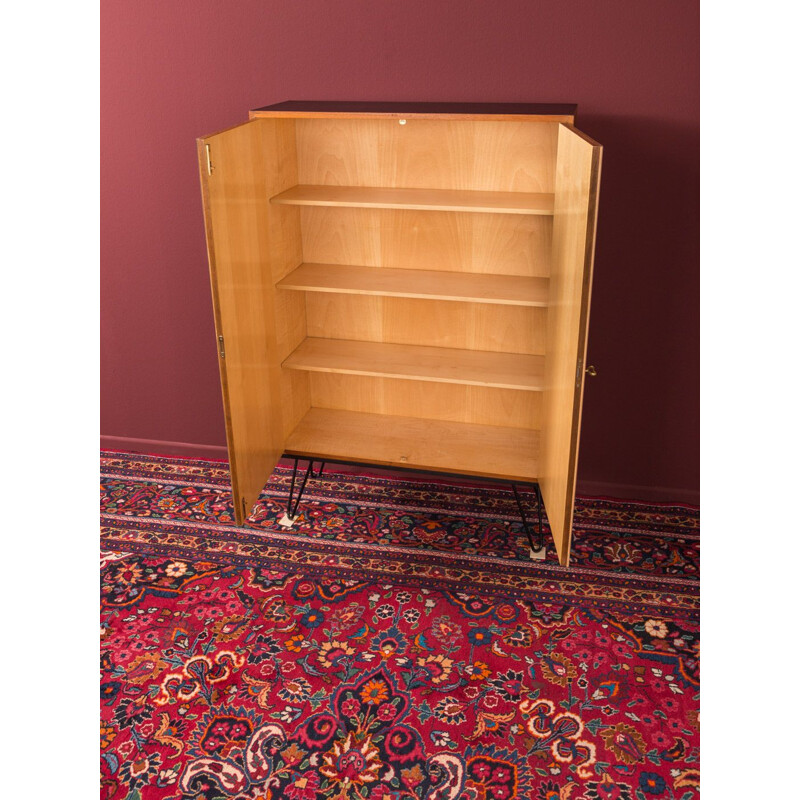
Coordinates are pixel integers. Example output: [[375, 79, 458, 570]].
[[199, 118, 303, 523], [275, 288, 311, 439], [540, 125, 602, 566]]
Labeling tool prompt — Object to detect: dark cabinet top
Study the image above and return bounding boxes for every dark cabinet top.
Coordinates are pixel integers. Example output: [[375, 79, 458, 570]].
[[250, 100, 577, 121]]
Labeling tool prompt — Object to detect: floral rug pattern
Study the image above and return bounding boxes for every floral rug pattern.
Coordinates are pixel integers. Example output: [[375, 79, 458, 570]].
[[100, 452, 699, 799]]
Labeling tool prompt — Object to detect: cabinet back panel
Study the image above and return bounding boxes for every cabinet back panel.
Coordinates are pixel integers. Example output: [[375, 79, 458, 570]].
[[304, 294, 546, 355], [296, 119, 557, 193], [309, 373, 541, 430], [300, 207, 551, 277]]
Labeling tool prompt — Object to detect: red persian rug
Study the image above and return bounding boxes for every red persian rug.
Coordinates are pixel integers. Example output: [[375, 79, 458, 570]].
[[101, 452, 699, 800]]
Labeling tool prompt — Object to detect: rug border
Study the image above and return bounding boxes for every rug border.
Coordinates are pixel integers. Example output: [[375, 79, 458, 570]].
[[101, 445, 700, 508]]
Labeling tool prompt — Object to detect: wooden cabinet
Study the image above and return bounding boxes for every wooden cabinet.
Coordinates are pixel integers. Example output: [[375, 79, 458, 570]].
[[197, 101, 601, 566]]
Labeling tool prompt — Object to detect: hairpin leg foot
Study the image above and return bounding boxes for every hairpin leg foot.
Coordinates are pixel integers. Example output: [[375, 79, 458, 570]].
[[278, 458, 315, 528], [512, 483, 546, 560]]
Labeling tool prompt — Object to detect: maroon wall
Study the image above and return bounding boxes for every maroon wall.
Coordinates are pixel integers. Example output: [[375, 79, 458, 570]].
[[101, 0, 699, 501]]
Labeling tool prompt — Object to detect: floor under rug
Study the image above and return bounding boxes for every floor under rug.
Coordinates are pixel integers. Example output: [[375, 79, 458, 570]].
[[101, 451, 699, 800]]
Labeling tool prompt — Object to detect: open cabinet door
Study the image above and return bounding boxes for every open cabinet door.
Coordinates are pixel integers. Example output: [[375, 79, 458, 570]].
[[540, 124, 602, 566], [198, 118, 301, 525]]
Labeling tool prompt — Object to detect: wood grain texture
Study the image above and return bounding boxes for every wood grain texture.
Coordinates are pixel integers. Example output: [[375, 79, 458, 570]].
[[300, 207, 551, 277], [283, 338, 545, 391], [309, 373, 541, 429], [198, 107, 601, 562], [539, 124, 602, 566], [250, 100, 576, 122], [285, 407, 540, 481], [296, 119, 558, 193], [274, 288, 307, 362], [198, 118, 305, 524], [279, 369, 311, 440], [304, 293, 547, 356], [274, 288, 311, 438], [277, 263, 549, 306], [272, 185, 554, 215]]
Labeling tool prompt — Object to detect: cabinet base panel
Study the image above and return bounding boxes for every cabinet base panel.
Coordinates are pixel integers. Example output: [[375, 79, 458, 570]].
[[284, 407, 539, 483]]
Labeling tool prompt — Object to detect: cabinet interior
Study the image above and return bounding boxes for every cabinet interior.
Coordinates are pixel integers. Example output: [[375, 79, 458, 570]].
[[263, 117, 561, 482]]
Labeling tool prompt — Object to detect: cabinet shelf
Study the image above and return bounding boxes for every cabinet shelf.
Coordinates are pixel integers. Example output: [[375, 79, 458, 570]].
[[270, 185, 555, 215], [283, 338, 545, 391], [277, 263, 549, 307], [285, 407, 540, 481]]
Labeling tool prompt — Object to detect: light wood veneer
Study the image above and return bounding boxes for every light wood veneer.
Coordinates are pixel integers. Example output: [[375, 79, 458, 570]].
[[271, 185, 555, 215], [277, 263, 549, 306], [285, 408, 540, 482], [198, 103, 601, 565]]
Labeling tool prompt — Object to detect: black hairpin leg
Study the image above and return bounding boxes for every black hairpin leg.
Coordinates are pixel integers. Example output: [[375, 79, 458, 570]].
[[286, 458, 315, 521], [512, 483, 545, 557]]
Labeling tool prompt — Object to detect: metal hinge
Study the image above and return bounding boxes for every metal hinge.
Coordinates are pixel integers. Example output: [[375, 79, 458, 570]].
[[241, 497, 247, 521], [218, 335, 225, 359], [205, 143, 214, 176]]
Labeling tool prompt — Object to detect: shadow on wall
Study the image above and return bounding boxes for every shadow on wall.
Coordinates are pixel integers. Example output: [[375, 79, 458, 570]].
[[574, 113, 699, 499]]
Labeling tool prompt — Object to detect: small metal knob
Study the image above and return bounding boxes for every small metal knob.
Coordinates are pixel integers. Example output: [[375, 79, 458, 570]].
[[585, 365, 597, 377]]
